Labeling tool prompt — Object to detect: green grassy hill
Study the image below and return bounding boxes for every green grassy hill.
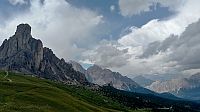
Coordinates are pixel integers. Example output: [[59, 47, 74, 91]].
[[0, 71, 147, 112]]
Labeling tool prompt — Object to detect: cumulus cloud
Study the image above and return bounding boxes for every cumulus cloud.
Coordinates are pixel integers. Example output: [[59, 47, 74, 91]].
[[141, 19, 200, 72], [0, 0, 103, 60], [119, 0, 200, 48], [120, 19, 200, 78], [118, 0, 184, 17], [118, 18, 185, 47], [119, 0, 200, 47]]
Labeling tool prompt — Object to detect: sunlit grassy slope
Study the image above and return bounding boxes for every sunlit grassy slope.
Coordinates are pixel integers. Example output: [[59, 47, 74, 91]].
[[0, 71, 148, 112]]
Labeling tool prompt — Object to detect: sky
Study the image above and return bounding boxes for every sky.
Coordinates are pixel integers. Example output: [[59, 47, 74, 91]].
[[1, 0, 200, 79]]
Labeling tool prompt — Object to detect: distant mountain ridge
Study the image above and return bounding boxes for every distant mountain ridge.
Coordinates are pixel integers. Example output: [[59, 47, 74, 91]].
[[0, 24, 88, 85], [70, 61, 181, 99], [147, 73, 200, 100]]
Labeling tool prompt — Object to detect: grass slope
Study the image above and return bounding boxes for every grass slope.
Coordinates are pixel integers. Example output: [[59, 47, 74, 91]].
[[0, 71, 147, 112]]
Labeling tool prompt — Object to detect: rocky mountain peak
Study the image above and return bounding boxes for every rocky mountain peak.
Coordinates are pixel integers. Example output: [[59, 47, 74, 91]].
[[0, 24, 88, 85], [0, 24, 43, 60], [15, 23, 31, 37]]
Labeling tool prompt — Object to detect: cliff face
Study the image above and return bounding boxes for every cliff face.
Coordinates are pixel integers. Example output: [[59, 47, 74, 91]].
[[0, 24, 88, 85]]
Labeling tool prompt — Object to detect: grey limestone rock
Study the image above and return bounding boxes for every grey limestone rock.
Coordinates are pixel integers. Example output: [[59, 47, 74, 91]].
[[0, 24, 88, 85]]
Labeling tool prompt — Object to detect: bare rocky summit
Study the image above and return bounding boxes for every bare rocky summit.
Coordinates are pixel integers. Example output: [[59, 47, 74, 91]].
[[0, 24, 88, 84]]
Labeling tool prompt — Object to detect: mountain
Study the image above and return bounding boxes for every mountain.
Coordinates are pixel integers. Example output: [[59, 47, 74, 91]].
[[146, 79, 190, 93], [133, 75, 154, 87], [147, 73, 200, 100], [86, 65, 139, 90], [87, 64, 139, 91], [70, 62, 168, 95], [70, 62, 182, 99], [0, 24, 88, 85]]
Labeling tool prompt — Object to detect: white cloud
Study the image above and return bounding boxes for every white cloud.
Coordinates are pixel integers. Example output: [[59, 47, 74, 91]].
[[118, 19, 182, 47], [0, 0, 103, 60], [8, 0, 27, 5], [117, 18, 200, 78], [118, 0, 185, 17], [119, 0, 200, 47]]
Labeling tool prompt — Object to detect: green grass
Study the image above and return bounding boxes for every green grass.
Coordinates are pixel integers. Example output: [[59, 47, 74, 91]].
[[0, 71, 149, 112]]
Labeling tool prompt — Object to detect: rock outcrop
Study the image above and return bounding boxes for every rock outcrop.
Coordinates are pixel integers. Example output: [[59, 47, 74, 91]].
[[0, 24, 88, 84]]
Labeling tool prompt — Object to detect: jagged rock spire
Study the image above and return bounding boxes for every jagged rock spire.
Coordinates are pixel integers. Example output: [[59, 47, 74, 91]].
[[0, 23, 43, 69], [15, 23, 31, 36], [0, 24, 88, 85]]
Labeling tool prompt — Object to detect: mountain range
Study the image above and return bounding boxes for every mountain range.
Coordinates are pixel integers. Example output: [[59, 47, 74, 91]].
[[70, 60, 183, 100], [147, 73, 200, 100], [70, 61, 158, 94]]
